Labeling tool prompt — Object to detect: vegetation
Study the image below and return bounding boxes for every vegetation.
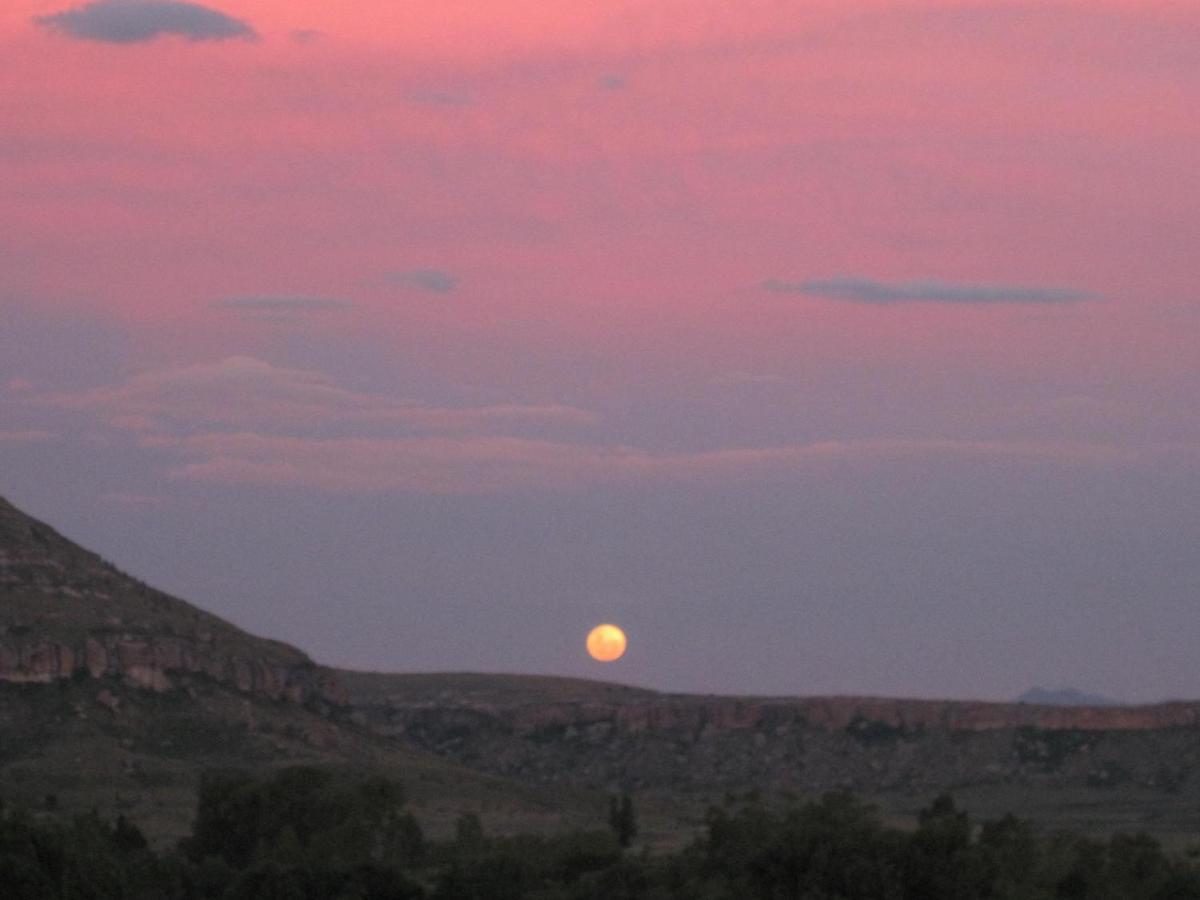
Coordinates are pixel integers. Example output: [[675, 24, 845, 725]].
[[5, 768, 1200, 899], [608, 793, 638, 848]]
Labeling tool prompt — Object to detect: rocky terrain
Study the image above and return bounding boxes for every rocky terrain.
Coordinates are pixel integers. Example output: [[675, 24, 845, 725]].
[[0, 496, 594, 844], [343, 672, 1200, 802], [3, 493, 1200, 843], [0, 496, 343, 704]]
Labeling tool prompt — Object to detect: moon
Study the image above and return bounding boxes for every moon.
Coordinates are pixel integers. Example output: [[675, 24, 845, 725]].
[[586, 623, 627, 662]]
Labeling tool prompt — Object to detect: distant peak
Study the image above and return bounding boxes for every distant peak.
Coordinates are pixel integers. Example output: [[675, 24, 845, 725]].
[[1016, 686, 1119, 707]]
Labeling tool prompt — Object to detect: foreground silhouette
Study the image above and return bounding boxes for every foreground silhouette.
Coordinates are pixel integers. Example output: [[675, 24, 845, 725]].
[[4, 767, 1200, 899]]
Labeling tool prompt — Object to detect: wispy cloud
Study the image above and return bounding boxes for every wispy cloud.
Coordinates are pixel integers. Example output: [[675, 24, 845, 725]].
[[35, 357, 597, 433], [385, 269, 459, 294], [407, 88, 473, 109], [0, 429, 53, 443], [34, 0, 257, 44], [763, 277, 1093, 305], [147, 432, 1140, 495], [711, 371, 788, 387], [28, 359, 1160, 495], [215, 296, 351, 313], [100, 490, 173, 508]]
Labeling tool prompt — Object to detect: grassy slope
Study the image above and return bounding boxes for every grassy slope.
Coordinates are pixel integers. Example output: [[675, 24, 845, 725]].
[[0, 674, 611, 848]]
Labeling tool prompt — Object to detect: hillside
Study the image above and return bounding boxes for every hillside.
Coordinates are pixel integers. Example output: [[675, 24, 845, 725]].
[[342, 672, 1200, 841], [0, 495, 339, 702], [3, 494, 1200, 844], [0, 496, 606, 844]]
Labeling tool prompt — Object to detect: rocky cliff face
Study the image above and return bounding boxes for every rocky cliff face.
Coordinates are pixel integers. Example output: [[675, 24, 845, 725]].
[[0, 632, 344, 703], [0, 496, 344, 706]]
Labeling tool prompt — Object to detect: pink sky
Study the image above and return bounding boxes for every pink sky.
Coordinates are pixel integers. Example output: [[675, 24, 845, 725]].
[[2, 1, 1198, 698]]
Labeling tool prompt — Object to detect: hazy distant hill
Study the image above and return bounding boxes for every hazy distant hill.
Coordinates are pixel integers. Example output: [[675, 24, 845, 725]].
[[4, 494, 1200, 843], [1017, 686, 1120, 707]]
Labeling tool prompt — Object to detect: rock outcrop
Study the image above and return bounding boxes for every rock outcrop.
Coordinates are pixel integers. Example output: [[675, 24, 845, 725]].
[[0, 633, 345, 703], [0, 495, 345, 706]]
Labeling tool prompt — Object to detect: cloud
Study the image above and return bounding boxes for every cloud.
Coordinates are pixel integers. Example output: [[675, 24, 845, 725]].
[[100, 490, 173, 508], [407, 88, 473, 109], [597, 74, 628, 91], [34, 0, 256, 44], [33, 359, 1156, 495], [146, 432, 1139, 495], [711, 371, 788, 387], [35, 357, 597, 433], [385, 269, 459, 294], [763, 277, 1093, 305], [0, 429, 53, 443], [215, 296, 351, 313]]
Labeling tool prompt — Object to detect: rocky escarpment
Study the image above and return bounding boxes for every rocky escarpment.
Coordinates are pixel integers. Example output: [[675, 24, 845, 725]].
[[346, 676, 1200, 797], [0, 496, 344, 706], [0, 632, 343, 703], [390, 694, 1200, 737]]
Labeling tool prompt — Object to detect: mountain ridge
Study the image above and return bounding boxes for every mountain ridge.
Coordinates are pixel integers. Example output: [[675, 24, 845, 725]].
[[1017, 686, 1120, 707]]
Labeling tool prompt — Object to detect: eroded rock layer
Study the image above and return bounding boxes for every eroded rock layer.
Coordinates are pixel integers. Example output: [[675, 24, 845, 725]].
[[0, 496, 344, 705]]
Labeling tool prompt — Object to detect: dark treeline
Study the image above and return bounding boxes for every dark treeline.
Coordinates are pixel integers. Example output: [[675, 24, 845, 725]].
[[3, 768, 1200, 899]]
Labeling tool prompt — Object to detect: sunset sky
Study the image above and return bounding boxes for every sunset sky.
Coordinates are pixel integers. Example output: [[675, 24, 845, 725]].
[[2, 0, 1197, 701]]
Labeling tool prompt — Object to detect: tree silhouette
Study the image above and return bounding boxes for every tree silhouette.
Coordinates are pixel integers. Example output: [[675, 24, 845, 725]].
[[608, 793, 638, 848]]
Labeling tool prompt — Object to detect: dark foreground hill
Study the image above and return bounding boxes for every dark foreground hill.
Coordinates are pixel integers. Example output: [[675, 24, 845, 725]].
[[3, 495, 1200, 845]]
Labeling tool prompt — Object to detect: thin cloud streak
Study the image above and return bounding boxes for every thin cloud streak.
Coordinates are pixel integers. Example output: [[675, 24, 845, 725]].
[[33, 357, 599, 433], [149, 431, 1144, 495], [764, 277, 1094, 305], [406, 88, 474, 109], [385, 269, 459, 294], [215, 296, 351, 313], [0, 429, 53, 443], [711, 371, 789, 387], [100, 491, 173, 508], [34, 0, 257, 44]]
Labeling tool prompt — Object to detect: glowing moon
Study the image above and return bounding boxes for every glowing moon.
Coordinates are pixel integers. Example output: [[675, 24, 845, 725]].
[[586, 623, 627, 662]]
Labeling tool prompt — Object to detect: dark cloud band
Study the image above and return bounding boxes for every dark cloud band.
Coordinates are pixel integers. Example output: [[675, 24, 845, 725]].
[[35, 0, 256, 44], [216, 296, 350, 313], [764, 276, 1092, 305], [386, 269, 459, 294]]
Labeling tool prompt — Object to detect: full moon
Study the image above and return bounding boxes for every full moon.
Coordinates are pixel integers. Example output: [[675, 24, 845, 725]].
[[586, 624, 627, 662]]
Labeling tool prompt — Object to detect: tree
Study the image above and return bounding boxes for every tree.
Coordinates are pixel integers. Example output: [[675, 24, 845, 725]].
[[454, 813, 486, 854], [904, 794, 984, 900], [608, 794, 638, 849], [189, 766, 422, 870]]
